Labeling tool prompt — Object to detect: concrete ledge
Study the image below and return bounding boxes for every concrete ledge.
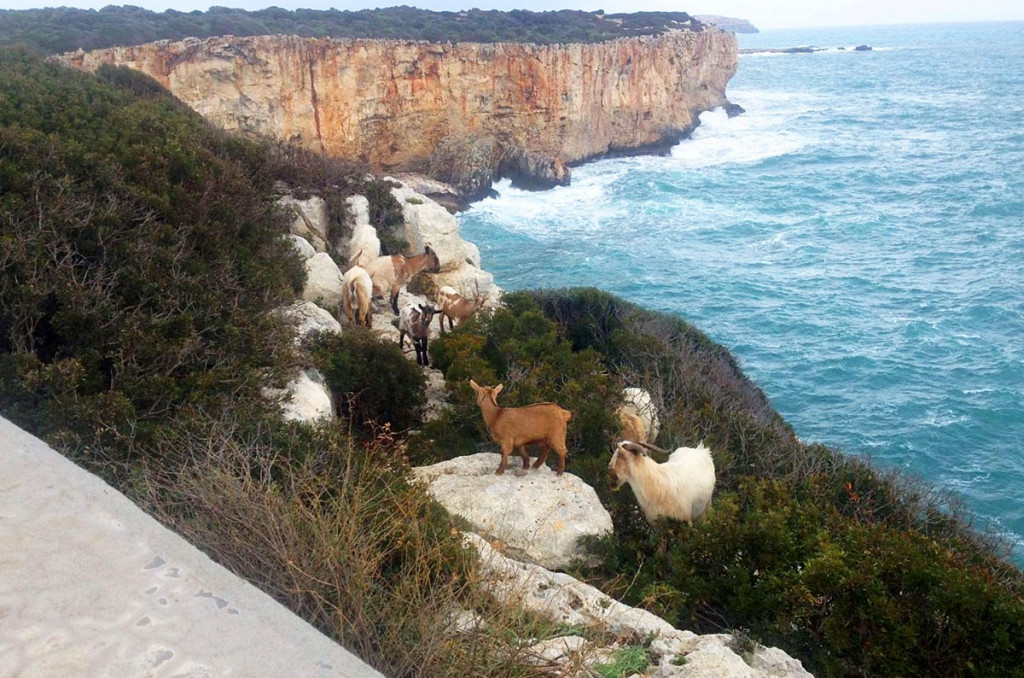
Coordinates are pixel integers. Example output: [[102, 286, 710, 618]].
[[0, 416, 383, 678]]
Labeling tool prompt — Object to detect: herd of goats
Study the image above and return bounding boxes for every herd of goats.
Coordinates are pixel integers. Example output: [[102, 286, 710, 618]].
[[336, 246, 717, 526]]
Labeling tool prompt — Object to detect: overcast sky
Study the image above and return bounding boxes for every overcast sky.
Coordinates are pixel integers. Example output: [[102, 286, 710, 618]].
[[3, 0, 1023, 30]]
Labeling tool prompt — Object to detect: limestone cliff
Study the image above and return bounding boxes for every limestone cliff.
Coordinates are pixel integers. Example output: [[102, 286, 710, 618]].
[[59, 30, 738, 199]]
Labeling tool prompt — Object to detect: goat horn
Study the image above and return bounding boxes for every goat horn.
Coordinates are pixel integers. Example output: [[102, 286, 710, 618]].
[[634, 440, 671, 455]]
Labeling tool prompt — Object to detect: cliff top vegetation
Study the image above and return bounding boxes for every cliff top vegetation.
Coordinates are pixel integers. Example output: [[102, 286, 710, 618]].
[[0, 6, 705, 55], [3, 47, 1024, 678]]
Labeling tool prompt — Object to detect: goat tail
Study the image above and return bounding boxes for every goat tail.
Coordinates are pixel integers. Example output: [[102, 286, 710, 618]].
[[561, 409, 572, 422]]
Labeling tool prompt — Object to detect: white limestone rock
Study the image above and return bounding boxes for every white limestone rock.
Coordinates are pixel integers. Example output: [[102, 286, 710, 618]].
[[279, 194, 329, 252], [414, 454, 612, 571], [463, 534, 814, 678], [274, 300, 341, 345], [276, 368, 334, 424], [283, 233, 317, 260], [623, 387, 661, 444], [301, 252, 345, 308], [465, 533, 689, 641], [389, 181, 465, 271], [345, 195, 380, 266]]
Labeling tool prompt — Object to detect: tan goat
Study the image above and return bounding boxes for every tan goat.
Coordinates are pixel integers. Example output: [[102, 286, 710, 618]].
[[469, 380, 572, 476], [435, 284, 487, 334], [364, 245, 441, 314], [608, 440, 716, 525], [341, 265, 373, 328]]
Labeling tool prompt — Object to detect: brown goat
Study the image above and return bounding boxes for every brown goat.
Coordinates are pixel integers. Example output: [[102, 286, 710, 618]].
[[364, 245, 441, 314], [469, 380, 572, 476], [435, 284, 487, 334]]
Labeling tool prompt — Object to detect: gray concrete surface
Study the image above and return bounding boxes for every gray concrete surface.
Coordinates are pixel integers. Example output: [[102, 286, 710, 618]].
[[0, 416, 383, 678]]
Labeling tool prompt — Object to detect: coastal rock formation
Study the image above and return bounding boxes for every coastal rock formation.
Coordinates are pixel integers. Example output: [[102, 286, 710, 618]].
[[464, 533, 814, 677], [413, 453, 613, 571], [59, 31, 738, 199]]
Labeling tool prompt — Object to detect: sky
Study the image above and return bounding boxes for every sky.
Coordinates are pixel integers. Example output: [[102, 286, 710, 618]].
[[3, 0, 1023, 30]]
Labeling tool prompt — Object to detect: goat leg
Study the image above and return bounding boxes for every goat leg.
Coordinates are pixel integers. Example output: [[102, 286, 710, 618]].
[[496, 441, 513, 475], [532, 442, 550, 469]]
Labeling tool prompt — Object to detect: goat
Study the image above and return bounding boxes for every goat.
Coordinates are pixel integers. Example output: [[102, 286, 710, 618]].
[[607, 440, 715, 525], [398, 303, 439, 366], [341, 265, 373, 328], [470, 380, 572, 476], [616, 387, 660, 444], [364, 245, 441, 314], [435, 283, 487, 334]]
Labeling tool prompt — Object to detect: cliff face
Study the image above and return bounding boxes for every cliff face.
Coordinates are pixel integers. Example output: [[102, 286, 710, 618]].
[[60, 31, 737, 197]]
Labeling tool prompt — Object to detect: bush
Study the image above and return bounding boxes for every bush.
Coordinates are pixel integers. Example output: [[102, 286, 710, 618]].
[[308, 328, 426, 436], [410, 294, 619, 478], [0, 49, 303, 475]]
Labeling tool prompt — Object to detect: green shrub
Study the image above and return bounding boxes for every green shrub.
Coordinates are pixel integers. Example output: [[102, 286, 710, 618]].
[[410, 295, 618, 476], [308, 328, 426, 436], [363, 177, 408, 254], [0, 49, 302, 474]]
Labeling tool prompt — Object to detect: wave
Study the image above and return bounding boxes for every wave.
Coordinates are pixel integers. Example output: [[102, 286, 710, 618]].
[[669, 106, 808, 167]]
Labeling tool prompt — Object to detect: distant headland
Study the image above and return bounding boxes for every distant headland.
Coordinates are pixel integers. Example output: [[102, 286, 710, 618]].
[[694, 15, 759, 33]]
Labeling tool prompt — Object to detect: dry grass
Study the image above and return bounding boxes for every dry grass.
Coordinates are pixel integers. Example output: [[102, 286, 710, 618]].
[[138, 416, 612, 677]]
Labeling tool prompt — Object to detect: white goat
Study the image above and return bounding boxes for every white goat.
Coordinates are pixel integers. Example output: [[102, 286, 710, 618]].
[[364, 245, 441, 314], [398, 302, 439, 366], [617, 387, 660, 444], [341, 265, 373, 328], [608, 440, 716, 525]]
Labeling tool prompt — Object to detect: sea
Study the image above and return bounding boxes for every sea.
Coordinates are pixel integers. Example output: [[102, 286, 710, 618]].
[[457, 22, 1024, 564]]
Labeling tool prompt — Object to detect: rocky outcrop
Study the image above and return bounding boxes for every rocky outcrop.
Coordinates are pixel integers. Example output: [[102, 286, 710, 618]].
[[59, 30, 738, 200], [413, 453, 613, 571], [464, 533, 814, 677]]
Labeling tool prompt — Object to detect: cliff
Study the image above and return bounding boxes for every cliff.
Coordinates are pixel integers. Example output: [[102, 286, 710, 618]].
[[58, 30, 738, 199]]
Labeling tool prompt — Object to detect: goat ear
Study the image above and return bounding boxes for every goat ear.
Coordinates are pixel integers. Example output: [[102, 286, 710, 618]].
[[494, 384, 503, 396], [470, 379, 480, 391]]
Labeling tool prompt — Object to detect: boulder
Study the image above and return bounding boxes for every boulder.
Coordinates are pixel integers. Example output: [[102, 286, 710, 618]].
[[301, 252, 344, 308], [724, 102, 746, 118], [273, 301, 341, 345], [279, 194, 329, 252], [374, 179, 502, 304], [345, 195, 380, 266], [273, 368, 334, 424], [283, 233, 316, 260], [413, 454, 612, 571], [500, 147, 571, 191], [622, 387, 661, 444], [392, 173, 466, 213], [389, 180, 468, 273]]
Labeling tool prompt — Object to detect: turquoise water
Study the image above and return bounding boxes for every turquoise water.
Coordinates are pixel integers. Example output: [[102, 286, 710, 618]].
[[458, 22, 1024, 562]]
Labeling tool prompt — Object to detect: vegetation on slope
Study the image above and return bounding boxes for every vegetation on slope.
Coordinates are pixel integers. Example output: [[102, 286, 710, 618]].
[[420, 289, 1024, 677], [0, 6, 705, 54], [3, 47, 1024, 678], [0, 47, 625, 677]]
